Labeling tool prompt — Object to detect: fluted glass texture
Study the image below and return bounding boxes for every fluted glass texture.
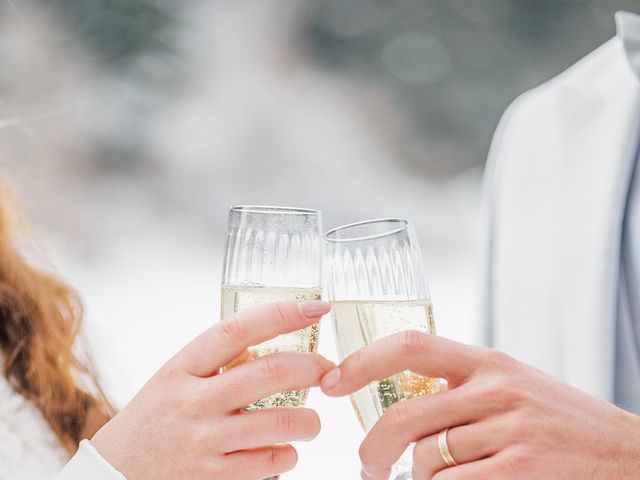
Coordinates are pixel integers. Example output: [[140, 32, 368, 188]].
[[325, 219, 438, 480], [325, 218, 430, 301], [220, 206, 323, 480], [222, 206, 322, 288]]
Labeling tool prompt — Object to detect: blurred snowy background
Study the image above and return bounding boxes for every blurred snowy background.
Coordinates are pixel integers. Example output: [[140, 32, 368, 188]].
[[1, 1, 638, 477]]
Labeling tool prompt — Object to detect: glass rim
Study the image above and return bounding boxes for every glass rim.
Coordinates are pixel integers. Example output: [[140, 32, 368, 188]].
[[230, 205, 321, 216], [324, 218, 409, 243]]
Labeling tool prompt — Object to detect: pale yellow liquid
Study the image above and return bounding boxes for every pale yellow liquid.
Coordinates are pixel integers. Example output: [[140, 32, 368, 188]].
[[330, 300, 440, 432], [221, 286, 321, 410]]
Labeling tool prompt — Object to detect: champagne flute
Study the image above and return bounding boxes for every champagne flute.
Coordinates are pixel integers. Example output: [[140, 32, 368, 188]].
[[324, 218, 441, 480], [220, 205, 323, 480]]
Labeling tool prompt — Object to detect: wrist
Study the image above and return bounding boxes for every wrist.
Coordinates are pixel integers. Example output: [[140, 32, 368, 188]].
[[90, 421, 133, 479]]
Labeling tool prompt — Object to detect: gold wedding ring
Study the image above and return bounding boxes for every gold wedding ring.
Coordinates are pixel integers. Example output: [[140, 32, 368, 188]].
[[437, 428, 458, 468]]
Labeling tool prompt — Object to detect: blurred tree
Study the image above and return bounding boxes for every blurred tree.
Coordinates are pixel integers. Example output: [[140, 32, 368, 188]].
[[37, 0, 175, 66], [2, 0, 638, 177], [24, 0, 188, 173], [304, 0, 640, 175]]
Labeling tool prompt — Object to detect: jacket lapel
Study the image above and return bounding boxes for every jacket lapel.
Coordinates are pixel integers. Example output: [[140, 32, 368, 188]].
[[487, 37, 640, 400]]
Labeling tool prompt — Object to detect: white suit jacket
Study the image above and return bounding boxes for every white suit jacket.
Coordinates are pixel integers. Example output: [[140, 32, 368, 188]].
[[483, 12, 640, 401]]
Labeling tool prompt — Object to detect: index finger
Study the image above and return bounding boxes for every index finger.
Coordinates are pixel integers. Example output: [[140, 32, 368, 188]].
[[176, 300, 330, 377], [321, 331, 486, 396]]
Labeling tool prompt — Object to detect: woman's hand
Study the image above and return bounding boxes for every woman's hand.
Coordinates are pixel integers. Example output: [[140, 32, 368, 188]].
[[320, 331, 640, 479], [91, 300, 333, 480]]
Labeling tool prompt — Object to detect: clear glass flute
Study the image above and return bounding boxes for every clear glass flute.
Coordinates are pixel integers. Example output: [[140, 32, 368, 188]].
[[324, 218, 441, 480], [220, 205, 323, 480]]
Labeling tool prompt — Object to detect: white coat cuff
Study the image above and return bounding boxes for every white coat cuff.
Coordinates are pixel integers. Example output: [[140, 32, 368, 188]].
[[55, 440, 126, 480]]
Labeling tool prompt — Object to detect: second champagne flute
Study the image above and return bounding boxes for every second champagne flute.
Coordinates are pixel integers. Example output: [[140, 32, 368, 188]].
[[324, 218, 441, 480], [220, 205, 323, 480]]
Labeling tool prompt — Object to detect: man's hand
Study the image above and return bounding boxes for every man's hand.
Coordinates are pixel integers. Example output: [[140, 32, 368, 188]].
[[321, 332, 640, 479]]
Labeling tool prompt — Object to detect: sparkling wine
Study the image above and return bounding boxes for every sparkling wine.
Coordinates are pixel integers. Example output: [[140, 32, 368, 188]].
[[221, 285, 321, 410], [330, 300, 440, 432]]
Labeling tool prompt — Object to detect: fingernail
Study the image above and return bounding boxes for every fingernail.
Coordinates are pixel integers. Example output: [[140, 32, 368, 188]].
[[299, 300, 331, 318], [361, 468, 373, 480], [321, 367, 341, 391]]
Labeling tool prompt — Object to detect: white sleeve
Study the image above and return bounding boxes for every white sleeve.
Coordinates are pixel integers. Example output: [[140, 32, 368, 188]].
[[54, 440, 127, 480]]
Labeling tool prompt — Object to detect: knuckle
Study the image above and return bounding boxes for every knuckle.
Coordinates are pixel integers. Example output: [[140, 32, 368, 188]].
[[386, 398, 411, 426], [276, 409, 294, 436], [204, 458, 225, 477], [157, 360, 182, 383], [261, 355, 286, 382], [506, 411, 532, 440], [480, 376, 524, 408], [501, 447, 532, 473], [351, 347, 368, 372], [271, 302, 290, 326], [358, 441, 374, 469], [483, 349, 515, 370], [218, 316, 249, 344], [398, 330, 429, 355], [268, 446, 280, 471], [191, 422, 212, 447]]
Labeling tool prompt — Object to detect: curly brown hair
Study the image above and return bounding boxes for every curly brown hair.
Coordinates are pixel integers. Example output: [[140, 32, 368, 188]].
[[0, 185, 112, 454]]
